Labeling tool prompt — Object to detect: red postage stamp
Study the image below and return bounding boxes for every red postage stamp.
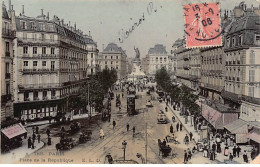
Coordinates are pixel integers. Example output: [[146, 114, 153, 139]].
[[183, 2, 221, 48]]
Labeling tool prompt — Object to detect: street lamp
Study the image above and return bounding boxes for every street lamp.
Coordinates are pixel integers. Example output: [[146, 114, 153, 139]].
[[136, 153, 145, 164], [122, 140, 127, 160]]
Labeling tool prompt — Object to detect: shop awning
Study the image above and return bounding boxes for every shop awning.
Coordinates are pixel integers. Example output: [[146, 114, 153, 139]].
[[247, 129, 260, 143], [202, 105, 222, 128], [1, 123, 27, 139], [224, 119, 248, 134]]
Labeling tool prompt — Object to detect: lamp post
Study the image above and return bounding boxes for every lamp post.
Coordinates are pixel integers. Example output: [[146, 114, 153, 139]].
[[122, 140, 127, 160]]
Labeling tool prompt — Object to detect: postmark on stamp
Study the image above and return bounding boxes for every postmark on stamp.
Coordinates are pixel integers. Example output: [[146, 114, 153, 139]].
[[183, 2, 222, 48]]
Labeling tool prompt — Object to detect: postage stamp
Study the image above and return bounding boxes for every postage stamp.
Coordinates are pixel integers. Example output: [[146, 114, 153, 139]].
[[184, 2, 222, 48]]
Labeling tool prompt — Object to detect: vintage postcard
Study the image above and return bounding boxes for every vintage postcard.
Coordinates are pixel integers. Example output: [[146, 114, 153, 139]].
[[1, 0, 260, 164]]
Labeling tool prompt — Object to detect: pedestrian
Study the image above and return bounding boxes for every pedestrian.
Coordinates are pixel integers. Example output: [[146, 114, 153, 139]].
[[162, 139, 167, 146], [32, 133, 36, 143], [105, 153, 113, 164], [203, 146, 208, 157], [217, 142, 221, 153], [243, 150, 248, 163], [232, 145, 237, 157], [187, 148, 192, 160], [184, 134, 189, 145], [176, 122, 179, 132], [113, 120, 116, 129], [37, 134, 41, 143], [180, 123, 183, 131], [108, 114, 111, 122], [184, 150, 188, 163], [224, 145, 229, 156], [133, 126, 136, 137], [47, 137, 51, 145], [189, 132, 193, 141], [212, 142, 216, 152], [27, 137, 32, 149], [126, 123, 129, 131], [165, 106, 168, 112], [100, 128, 104, 139], [31, 140, 35, 149], [36, 126, 39, 134], [46, 129, 50, 137], [170, 124, 173, 134], [229, 153, 233, 161], [236, 145, 241, 158]]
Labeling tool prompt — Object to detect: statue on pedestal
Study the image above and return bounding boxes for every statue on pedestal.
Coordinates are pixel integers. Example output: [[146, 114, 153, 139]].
[[134, 46, 140, 59]]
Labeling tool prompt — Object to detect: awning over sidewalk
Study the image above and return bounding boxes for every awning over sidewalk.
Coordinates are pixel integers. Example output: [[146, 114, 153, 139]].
[[224, 119, 248, 134], [247, 129, 260, 143], [202, 106, 222, 128], [1, 123, 27, 139]]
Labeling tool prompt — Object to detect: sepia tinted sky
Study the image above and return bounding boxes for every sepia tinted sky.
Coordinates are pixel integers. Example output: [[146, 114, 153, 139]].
[[6, 0, 260, 58]]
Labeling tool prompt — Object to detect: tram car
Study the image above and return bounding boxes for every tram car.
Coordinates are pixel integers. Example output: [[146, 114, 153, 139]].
[[157, 110, 167, 124], [127, 94, 137, 115]]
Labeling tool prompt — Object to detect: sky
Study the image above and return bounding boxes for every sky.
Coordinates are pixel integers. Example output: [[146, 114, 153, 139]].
[[5, 0, 260, 58]]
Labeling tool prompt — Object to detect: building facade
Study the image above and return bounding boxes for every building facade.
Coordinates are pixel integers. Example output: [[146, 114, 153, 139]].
[[12, 8, 91, 120], [99, 43, 127, 79], [144, 44, 170, 75], [1, 3, 16, 123]]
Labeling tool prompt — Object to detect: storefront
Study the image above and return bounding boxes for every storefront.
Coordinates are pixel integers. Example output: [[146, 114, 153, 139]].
[[1, 123, 27, 153], [247, 128, 260, 156], [224, 119, 248, 143], [199, 101, 238, 130]]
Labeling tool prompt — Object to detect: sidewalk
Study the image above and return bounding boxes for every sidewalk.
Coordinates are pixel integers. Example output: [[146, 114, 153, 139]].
[[165, 99, 252, 164], [1, 140, 44, 164]]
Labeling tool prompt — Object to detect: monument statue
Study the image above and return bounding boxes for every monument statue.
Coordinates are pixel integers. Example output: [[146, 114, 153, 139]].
[[134, 46, 140, 59]]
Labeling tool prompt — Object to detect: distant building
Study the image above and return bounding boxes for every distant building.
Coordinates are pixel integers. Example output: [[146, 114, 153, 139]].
[[1, 3, 16, 123], [99, 43, 127, 79], [144, 44, 170, 76]]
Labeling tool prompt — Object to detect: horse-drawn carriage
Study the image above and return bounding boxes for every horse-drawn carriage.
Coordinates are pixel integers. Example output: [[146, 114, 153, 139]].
[[79, 130, 92, 144], [158, 139, 175, 157], [56, 136, 76, 151], [165, 133, 180, 144], [69, 122, 81, 135]]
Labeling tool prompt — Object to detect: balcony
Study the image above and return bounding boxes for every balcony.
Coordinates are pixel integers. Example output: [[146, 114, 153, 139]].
[[242, 95, 260, 105], [5, 52, 10, 57], [2, 28, 16, 39], [5, 73, 10, 79], [33, 97, 40, 101], [22, 54, 59, 59], [18, 38, 59, 44], [51, 96, 57, 99], [18, 83, 62, 90], [21, 68, 58, 74], [1, 94, 12, 104]]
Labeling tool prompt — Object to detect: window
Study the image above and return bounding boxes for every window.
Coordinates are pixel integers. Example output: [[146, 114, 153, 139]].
[[91, 53, 93, 58], [24, 61, 28, 66], [116, 56, 118, 59], [33, 61, 38, 66], [24, 92, 29, 100], [21, 21, 26, 29], [50, 34, 54, 41], [238, 35, 243, 45], [32, 33, 37, 40], [105, 56, 107, 59], [23, 46, 28, 54], [6, 42, 9, 52], [105, 61, 107, 64], [42, 47, 46, 54], [43, 91, 47, 98], [111, 61, 113, 64], [248, 87, 254, 97], [6, 63, 10, 73], [255, 35, 260, 45], [41, 33, 45, 41], [30, 22, 36, 30], [39, 23, 45, 31], [226, 38, 230, 47], [250, 50, 255, 64], [6, 83, 10, 94], [33, 47, 37, 54], [33, 91, 38, 100], [51, 48, 55, 54], [232, 37, 236, 46], [42, 61, 46, 66], [111, 56, 113, 59], [249, 70, 255, 82], [51, 61, 55, 70], [51, 90, 56, 97]]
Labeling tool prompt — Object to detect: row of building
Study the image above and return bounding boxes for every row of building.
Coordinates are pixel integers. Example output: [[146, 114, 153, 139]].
[[1, 1, 128, 127], [173, 3, 260, 149]]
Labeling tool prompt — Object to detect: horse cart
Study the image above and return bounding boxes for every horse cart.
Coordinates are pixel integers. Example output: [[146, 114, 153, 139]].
[[79, 130, 92, 144], [56, 136, 76, 151], [158, 139, 175, 158]]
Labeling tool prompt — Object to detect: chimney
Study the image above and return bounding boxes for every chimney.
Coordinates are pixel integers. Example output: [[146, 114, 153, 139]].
[[9, 0, 11, 11], [74, 23, 76, 30], [47, 12, 49, 20], [22, 5, 24, 14], [89, 31, 91, 36], [41, 9, 43, 15], [69, 21, 70, 27]]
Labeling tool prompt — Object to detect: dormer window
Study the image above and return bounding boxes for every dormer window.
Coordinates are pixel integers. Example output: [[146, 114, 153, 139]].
[[255, 34, 260, 45], [21, 21, 26, 29], [39, 23, 45, 31], [31, 22, 36, 30], [232, 37, 236, 47], [238, 35, 243, 45], [226, 37, 230, 48]]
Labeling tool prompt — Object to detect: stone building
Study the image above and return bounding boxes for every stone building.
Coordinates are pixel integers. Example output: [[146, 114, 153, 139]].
[[174, 39, 201, 94], [99, 43, 127, 79], [1, 3, 16, 123], [223, 13, 260, 121], [12, 7, 91, 120], [144, 44, 170, 75]]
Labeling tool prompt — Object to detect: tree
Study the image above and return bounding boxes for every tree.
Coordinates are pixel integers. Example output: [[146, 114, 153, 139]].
[[155, 67, 171, 90]]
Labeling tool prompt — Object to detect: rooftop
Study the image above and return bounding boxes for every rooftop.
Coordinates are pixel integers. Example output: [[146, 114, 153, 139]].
[[148, 44, 167, 54]]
